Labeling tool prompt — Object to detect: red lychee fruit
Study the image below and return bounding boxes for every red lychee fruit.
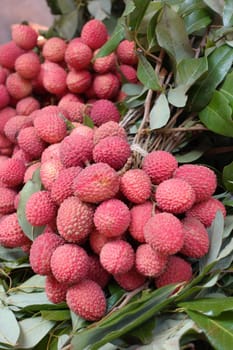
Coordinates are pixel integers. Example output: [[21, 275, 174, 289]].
[[17, 126, 46, 160], [93, 136, 131, 170], [0, 107, 16, 133], [50, 166, 82, 205], [144, 213, 184, 255], [0, 85, 10, 109], [93, 73, 120, 100], [155, 255, 192, 289], [25, 190, 57, 226], [66, 279, 106, 321], [73, 162, 120, 203], [29, 230, 64, 275], [6, 72, 32, 100], [33, 105, 67, 144], [59, 133, 93, 168], [59, 92, 83, 104], [100, 240, 135, 274], [59, 100, 86, 123], [117, 40, 138, 66], [81, 19, 108, 50], [94, 198, 130, 238], [155, 178, 196, 214], [93, 50, 116, 74], [129, 201, 153, 243], [89, 229, 113, 255], [50, 244, 89, 284], [186, 197, 226, 227], [0, 41, 25, 69], [90, 99, 120, 126], [142, 150, 178, 185], [16, 97, 40, 116], [15, 51, 40, 79], [42, 37, 67, 62], [87, 255, 110, 288], [4, 115, 32, 143], [0, 213, 30, 248], [45, 275, 69, 304], [41, 61, 67, 95], [11, 24, 38, 50], [66, 70, 92, 94], [181, 217, 209, 258], [41, 143, 61, 163], [174, 164, 217, 203], [136, 244, 168, 277], [71, 123, 94, 141], [93, 121, 127, 145], [56, 196, 94, 243], [40, 159, 64, 191], [65, 41, 93, 70], [120, 169, 151, 204], [118, 64, 138, 83], [0, 187, 17, 214], [0, 158, 26, 187], [0, 67, 8, 84], [24, 162, 41, 183], [114, 266, 146, 291]]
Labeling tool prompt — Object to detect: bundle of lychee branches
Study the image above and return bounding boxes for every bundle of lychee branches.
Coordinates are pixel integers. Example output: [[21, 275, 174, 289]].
[[0, 1, 233, 349]]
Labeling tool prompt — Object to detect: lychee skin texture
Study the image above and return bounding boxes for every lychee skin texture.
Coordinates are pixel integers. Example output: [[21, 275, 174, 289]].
[[16, 97, 40, 116], [40, 159, 64, 191], [42, 37, 67, 62], [186, 197, 226, 227], [93, 73, 120, 100], [41, 143, 61, 163], [6, 72, 32, 100], [174, 164, 217, 203], [25, 191, 57, 226], [116, 40, 138, 66], [144, 213, 184, 255], [155, 256, 192, 289], [0, 41, 25, 69], [0, 158, 26, 187], [0, 107, 16, 134], [181, 217, 209, 258], [93, 50, 116, 74], [65, 41, 93, 71], [50, 244, 89, 284], [100, 240, 135, 274], [94, 199, 130, 238], [114, 267, 146, 291], [17, 126, 46, 159], [15, 52, 41, 79], [50, 166, 82, 205], [11, 24, 38, 50], [0, 213, 30, 248], [59, 133, 93, 168], [120, 169, 152, 204], [29, 230, 64, 275], [90, 99, 120, 126], [33, 106, 67, 144], [24, 162, 41, 183], [119, 64, 138, 83], [66, 70, 92, 94], [59, 100, 85, 123], [93, 136, 131, 170], [41, 62, 67, 95], [0, 84, 10, 109], [66, 279, 106, 321], [4, 115, 33, 144], [89, 229, 113, 255], [56, 196, 94, 244], [94, 121, 127, 145], [129, 201, 153, 243], [155, 178, 196, 214], [142, 151, 178, 185], [45, 275, 68, 304], [81, 19, 108, 50], [88, 255, 110, 288], [136, 244, 168, 277], [0, 187, 17, 214], [73, 162, 120, 203]]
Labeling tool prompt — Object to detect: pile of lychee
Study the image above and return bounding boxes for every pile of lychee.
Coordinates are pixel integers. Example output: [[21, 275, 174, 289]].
[[0, 19, 227, 322]]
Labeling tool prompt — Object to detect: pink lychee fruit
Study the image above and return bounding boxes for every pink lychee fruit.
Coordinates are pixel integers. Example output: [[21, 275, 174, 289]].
[[0, 41, 25, 69], [40, 159, 64, 191], [0, 158, 26, 187], [0, 213, 30, 248], [118, 64, 138, 83], [59, 100, 86, 123], [89, 229, 114, 255], [65, 41, 93, 70], [4, 115, 33, 143], [45, 275, 69, 304], [90, 99, 120, 126], [0, 187, 17, 214], [93, 73, 120, 100], [93, 121, 127, 145], [136, 244, 168, 277], [15, 51, 41, 79], [87, 255, 110, 288], [116, 40, 138, 66], [66, 69, 92, 94], [41, 143, 61, 163], [93, 50, 116, 74], [6, 72, 32, 100], [11, 24, 38, 50], [16, 96, 40, 116], [17, 126, 46, 160], [0, 107, 16, 133], [24, 162, 41, 183], [0, 84, 10, 109], [81, 19, 108, 50], [41, 61, 67, 95], [120, 169, 151, 204], [129, 201, 153, 243], [42, 37, 67, 62], [114, 266, 146, 291]]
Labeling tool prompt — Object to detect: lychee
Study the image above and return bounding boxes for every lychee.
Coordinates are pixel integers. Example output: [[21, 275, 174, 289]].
[[4, 115, 33, 143], [0, 158, 26, 187], [116, 40, 138, 66], [16, 97, 40, 116], [17, 126, 46, 160], [94, 121, 127, 145], [174, 164, 217, 203], [0, 107, 16, 133], [66, 279, 106, 321], [120, 169, 151, 204], [155, 256, 192, 289], [6, 72, 32, 100], [65, 41, 93, 70], [114, 266, 146, 291], [155, 178, 196, 214], [40, 159, 64, 190], [59, 100, 86, 123], [29, 230, 64, 275], [25, 190, 57, 226], [15, 51, 41, 79], [0, 66, 8, 84], [129, 201, 153, 243], [0, 213, 30, 248], [41, 143, 61, 163], [100, 240, 135, 274], [89, 229, 113, 255], [90, 99, 120, 126], [93, 136, 131, 170], [45, 275, 68, 304], [144, 212, 184, 255], [56, 196, 94, 243], [0, 41, 25, 69], [93, 50, 116, 74], [0, 187, 17, 214], [66, 70, 92, 94], [24, 162, 41, 183], [41, 61, 67, 95], [186, 197, 226, 227], [118, 64, 138, 83], [11, 24, 38, 50], [136, 244, 168, 277], [87, 255, 110, 288], [81, 19, 108, 50], [0, 84, 10, 109], [93, 73, 120, 100], [142, 150, 178, 184], [42, 37, 67, 62], [50, 244, 89, 284]]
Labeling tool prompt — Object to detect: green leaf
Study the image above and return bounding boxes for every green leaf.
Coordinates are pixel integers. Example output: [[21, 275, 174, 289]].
[[223, 0, 233, 27], [57, 334, 70, 350], [220, 71, 233, 110], [156, 5, 193, 65], [128, 0, 151, 31], [186, 310, 233, 350], [176, 57, 208, 86], [203, 0, 224, 15], [57, 0, 75, 14], [83, 115, 95, 128], [17, 317, 55, 349], [126, 317, 156, 344], [178, 0, 206, 16], [41, 310, 70, 321], [46, 0, 62, 14], [188, 45, 233, 111], [199, 91, 233, 137], [137, 54, 161, 91], [223, 215, 233, 238], [7, 292, 52, 309], [223, 161, 233, 191], [121, 0, 136, 17], [0, 307, 20, 346], [180, 298, 233, 317], [54, 9, 78, 39], [168, 85, 188, 107], [17, 275, 46, 293], [122, 83, 144, 96], [17, 168, 45, 241], [175, 148, 206, 163], [184, 9, 212, 34], [149, 93, 170, 129], [0, 246, 26, 261], [87, 0, 111, 21]]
